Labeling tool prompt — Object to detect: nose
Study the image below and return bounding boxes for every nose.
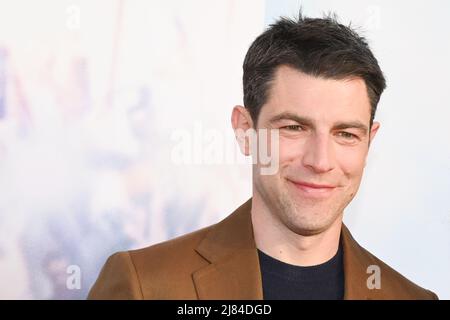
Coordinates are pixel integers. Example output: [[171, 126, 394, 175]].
[[301, 133, 335, 173]]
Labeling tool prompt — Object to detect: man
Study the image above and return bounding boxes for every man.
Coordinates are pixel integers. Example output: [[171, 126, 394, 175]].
[[88, 13, 438, 300]]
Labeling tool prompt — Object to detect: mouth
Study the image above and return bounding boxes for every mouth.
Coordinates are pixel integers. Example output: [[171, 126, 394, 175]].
[[287, 179, 337, 199]]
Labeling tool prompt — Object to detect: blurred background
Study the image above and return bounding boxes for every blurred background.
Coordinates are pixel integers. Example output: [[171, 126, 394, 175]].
[[0, 0, 448, 299]]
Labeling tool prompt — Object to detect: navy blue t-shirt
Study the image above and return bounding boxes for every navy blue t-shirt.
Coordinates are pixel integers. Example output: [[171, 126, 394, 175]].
[[258, 244, 344, 300]]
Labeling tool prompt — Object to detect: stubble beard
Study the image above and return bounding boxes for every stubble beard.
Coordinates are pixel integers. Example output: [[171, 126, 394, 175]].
[[256, 176, 346, 237]]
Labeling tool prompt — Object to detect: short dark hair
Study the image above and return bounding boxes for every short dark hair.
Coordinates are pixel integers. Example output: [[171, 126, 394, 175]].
[[243, 12, 386, 128]]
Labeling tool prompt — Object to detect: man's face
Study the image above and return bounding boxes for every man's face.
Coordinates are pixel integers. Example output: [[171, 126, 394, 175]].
[[252, 65, 380, 236]]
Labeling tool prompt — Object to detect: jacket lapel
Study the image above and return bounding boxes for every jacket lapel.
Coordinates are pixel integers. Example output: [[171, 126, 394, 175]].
[[341, 224, 380, 299], [193, 199, 263, 299], [193, 197, 380, 300]]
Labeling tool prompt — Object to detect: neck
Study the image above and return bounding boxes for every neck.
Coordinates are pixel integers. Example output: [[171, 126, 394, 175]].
[[251, 194, 343, 267]]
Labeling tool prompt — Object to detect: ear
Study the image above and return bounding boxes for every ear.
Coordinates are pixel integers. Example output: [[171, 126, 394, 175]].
[[368, 121, 380, 148], [231, 105, 254, 156]]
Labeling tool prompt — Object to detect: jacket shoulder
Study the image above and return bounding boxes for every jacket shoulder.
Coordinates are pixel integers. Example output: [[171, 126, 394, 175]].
[[358, 244, 438, 299], [87, 251, 144, 299], [89, 224, 215, 300], [127, 224, 215, 299]]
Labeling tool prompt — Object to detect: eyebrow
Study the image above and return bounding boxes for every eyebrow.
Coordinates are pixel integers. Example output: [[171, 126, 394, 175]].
[[268, 111, 369, 134]]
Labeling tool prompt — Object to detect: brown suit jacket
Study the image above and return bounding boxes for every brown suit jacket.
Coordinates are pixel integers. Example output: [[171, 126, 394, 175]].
[[88, 199, 438, 300]]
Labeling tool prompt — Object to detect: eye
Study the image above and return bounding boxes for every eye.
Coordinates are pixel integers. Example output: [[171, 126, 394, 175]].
[[337, 131, 358, 140], [281, 125, 303, 131]]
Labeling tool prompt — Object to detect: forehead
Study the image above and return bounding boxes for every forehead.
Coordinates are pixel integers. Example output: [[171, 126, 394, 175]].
[[262, 65, 371, 123]]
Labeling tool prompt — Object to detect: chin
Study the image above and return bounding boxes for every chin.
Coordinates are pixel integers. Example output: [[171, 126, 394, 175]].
[[288, 219, 333, 236], [281, 206, 341, 237]]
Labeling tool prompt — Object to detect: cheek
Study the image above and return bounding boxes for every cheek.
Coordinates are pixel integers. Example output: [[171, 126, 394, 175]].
[[278, 138, 304, 164], [277, 136, 368, 178], [335, 147, 367, 178]]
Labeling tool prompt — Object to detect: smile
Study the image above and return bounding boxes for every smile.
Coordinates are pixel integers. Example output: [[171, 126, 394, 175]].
[[287, 179, 337, 199]]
